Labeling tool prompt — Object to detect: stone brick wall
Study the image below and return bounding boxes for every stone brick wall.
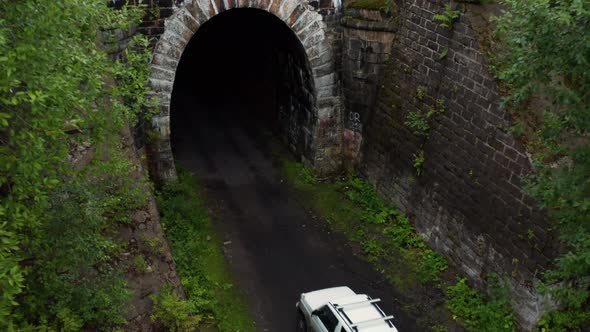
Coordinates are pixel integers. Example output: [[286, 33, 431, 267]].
[[272, 44, 317, 158], [352, 1, 556, 329], [340, 8, 397, 171]]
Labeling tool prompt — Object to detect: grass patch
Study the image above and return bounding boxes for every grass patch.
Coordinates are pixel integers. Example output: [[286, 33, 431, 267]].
[[281, 160, 448, 290], [156, 167, 256, 332]]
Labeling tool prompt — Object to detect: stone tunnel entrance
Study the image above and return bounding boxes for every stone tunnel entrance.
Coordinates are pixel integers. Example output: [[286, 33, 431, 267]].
[[147, 0, 342, 182], [170, 8, 315, 160]]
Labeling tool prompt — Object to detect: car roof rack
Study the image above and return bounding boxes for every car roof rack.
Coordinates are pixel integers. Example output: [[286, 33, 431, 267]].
[[332, 298, 396, 331], [334, 298, 381, 310], [349, 315, 395, 328]]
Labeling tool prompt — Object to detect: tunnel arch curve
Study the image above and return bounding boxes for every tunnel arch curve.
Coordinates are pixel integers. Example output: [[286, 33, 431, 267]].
[[148, 0, 341, 181]]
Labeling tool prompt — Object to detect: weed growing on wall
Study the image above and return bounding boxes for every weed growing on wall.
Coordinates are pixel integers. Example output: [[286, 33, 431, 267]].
[[404, 94, 446, 175], [495, 0, 590, 329], [405, 112, 431, 137], [413, 149, 426, 176], [434, 4, 460, 29], [0, 0, 152, 329]]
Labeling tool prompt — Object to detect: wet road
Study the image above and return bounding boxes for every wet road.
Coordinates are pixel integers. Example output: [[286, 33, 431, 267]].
[[172, 106, 419, 332]]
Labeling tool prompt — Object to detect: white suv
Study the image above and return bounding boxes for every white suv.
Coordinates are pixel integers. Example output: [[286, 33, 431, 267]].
[[296, 286, 399, 332]]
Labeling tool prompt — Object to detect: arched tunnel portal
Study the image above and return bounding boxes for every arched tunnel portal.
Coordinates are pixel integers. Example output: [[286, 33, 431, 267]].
[[148, 0, 342, 182], [172, 8, 315, 167]]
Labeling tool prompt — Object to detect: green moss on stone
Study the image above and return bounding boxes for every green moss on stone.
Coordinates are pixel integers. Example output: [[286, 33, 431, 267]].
[[346, 0, 387, 10]]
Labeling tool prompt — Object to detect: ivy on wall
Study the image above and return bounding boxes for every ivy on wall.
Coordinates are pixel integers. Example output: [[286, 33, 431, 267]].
[[495, 0, 590, 330]]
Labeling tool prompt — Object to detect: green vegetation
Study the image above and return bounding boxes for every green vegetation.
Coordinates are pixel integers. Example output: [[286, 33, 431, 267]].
[[416, 86, 427, 100], [150, 285, 202, 332], [134, 255, 150, 274], [405, 111, 431, 137], [404, 97, 446, 175], [346, 0, 388, 11], [446, 276, 516, 331], [282, 161, 448, 288], [156, 168, 257, 332], [433, 4, 460, 29], [405, 94, 446, 138], [0, 0, 152, 330], [439, 46, 449, 60], [494, 0, 590, 330], [412, 150, 425, 177], [141, 233, 166, 255]]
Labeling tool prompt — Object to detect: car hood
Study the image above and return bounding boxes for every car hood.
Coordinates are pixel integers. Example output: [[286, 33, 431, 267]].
[[301, 286, 356, 311]]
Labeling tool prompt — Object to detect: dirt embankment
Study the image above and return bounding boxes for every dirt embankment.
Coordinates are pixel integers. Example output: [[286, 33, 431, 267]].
[[70, 126, 183, 331]]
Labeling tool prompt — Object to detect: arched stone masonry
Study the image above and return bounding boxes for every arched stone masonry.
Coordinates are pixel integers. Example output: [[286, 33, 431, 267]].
[[148, 0, 342, 182]]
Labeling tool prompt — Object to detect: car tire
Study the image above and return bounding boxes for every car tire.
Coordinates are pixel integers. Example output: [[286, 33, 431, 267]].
[[296, 310, 307, 332]]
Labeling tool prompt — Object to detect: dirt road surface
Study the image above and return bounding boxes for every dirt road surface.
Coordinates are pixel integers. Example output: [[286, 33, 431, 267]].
[[172, 106, 420, 332]]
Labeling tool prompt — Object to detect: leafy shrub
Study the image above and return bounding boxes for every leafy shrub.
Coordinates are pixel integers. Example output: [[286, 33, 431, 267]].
[[366, 206, 397, 225], [382, 215, 424, 249], [420, 249, 449, 283], [151, 285, 201, 332], [299, 165, 318, 185], [362, 239, 385, 262], [0, 0, 150, 328], [340, 176, 386, 212], [496, 0, 590, 328], [446, 276, 516, 332]]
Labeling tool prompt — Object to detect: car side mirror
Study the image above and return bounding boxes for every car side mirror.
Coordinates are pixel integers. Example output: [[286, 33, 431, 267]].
[[311, 309, 319, 316]]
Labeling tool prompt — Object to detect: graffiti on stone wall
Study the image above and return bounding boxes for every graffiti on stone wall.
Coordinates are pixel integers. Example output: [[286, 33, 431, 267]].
[[349, 111, 362, 132]]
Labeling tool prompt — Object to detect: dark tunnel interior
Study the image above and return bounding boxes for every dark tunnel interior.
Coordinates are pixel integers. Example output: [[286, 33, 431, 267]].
[[170, 8, 316, 157]]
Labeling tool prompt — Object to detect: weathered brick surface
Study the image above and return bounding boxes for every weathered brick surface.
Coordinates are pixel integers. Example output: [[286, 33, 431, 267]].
[[341, 8, 397, 171], [352, 1, 557, 329], [273, 48, 317, 161]]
